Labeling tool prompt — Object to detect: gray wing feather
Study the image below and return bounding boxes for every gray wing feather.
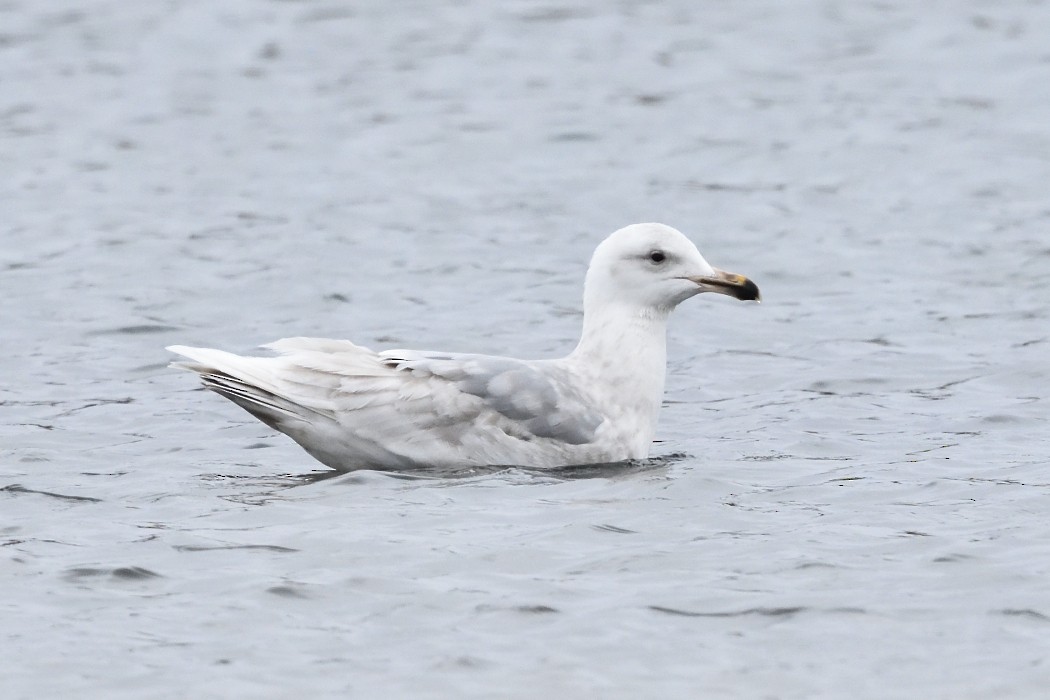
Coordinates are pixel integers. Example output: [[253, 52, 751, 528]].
[[380, 350, 603, 445]]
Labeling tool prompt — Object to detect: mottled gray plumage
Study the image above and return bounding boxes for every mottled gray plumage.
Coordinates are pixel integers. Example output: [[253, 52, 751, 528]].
[[169, 223, 759, 471], [380, 350, 604, 444]]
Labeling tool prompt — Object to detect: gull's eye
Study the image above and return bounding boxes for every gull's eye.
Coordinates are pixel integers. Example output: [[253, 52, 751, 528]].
[[648, 250, 666, 264]]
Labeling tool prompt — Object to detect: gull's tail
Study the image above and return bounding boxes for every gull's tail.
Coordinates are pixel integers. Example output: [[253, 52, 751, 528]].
[[167, 345, 324, 431]]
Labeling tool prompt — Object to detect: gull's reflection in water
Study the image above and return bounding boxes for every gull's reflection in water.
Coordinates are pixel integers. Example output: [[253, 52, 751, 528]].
[[287, 452, 688, 487], [207, 453, 686, 505]]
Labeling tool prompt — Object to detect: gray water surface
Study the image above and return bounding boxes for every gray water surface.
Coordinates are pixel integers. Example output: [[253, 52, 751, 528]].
[[3, 1, 1050, 698]]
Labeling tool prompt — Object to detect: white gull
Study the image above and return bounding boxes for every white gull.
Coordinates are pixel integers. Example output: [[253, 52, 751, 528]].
[[168, 223, 759, 471]]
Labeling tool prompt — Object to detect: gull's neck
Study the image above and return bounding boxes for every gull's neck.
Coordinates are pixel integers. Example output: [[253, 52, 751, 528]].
[[570, 303, 669, 365], [566, 302, 670, 455]]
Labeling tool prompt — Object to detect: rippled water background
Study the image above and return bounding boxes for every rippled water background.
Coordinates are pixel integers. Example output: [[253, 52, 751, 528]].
[[4, 1, 1050, 698]]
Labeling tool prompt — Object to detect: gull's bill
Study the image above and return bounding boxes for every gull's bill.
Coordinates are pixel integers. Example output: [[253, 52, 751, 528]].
[[686, 269, 761, 302]]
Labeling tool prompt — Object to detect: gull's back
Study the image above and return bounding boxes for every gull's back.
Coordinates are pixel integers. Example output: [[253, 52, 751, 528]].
[[169, 337, 615, 471]]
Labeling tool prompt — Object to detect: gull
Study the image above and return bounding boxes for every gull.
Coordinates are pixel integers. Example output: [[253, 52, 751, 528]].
[[168, 223, 759, 471]]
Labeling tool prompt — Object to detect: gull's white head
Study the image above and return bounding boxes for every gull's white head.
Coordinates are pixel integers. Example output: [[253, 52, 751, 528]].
[[584, 223, 760, 315]]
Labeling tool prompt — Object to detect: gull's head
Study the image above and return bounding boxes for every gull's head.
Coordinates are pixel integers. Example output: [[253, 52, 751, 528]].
[[584, 223, 760, 314]]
